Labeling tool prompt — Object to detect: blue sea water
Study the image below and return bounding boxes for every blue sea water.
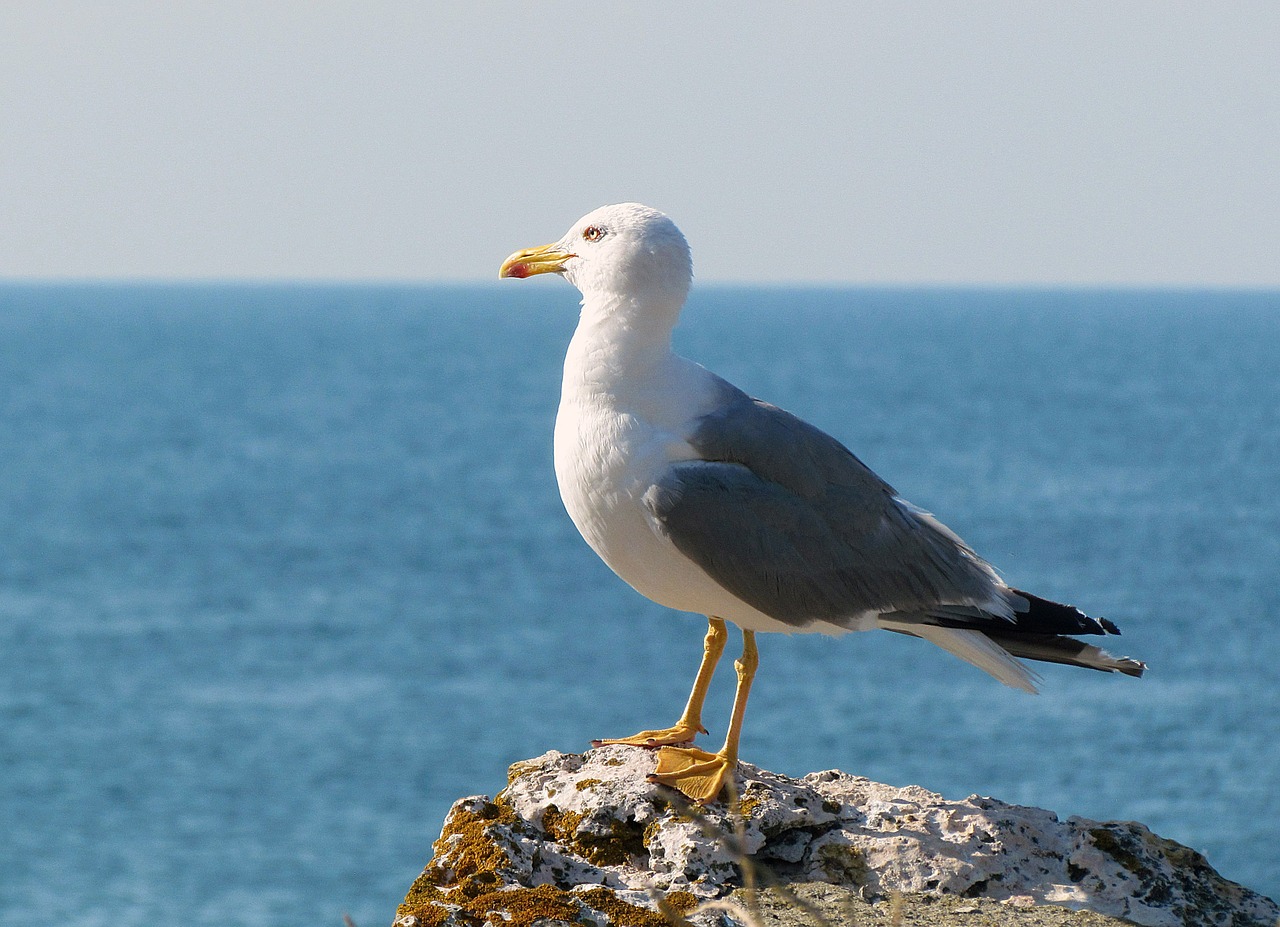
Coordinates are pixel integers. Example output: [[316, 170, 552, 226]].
[[1, 283, 1278, 925]]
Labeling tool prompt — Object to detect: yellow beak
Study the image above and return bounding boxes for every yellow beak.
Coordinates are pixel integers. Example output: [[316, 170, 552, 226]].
[[498, 242, 575, 279]]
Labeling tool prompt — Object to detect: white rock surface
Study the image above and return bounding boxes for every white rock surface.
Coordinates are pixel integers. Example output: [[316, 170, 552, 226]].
[[396, 746, 1279, 927]]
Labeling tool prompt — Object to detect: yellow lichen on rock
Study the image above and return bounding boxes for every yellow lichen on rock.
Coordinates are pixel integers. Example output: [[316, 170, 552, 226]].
[[578, 887, 672, 927], [398, 859, 689, 927], [424, 800, 516, 894], [465, 884, 583, 926], [542, 803, 647, 867], [395, 776, 680, 927], [395, 799, 524, 925], [539, 804, 583, 846], [505, 760, 541, 785]]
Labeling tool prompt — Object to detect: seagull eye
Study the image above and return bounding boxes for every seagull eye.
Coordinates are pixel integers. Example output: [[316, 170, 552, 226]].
[[582, 226, 605, 242]]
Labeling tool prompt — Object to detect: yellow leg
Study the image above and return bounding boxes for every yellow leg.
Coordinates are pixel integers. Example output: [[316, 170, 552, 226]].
[[648, 629, 758, 804], [593, 617, 728, 748]]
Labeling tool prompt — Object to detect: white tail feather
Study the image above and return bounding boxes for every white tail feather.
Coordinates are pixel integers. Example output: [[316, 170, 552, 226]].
[[880, 620, 1040, 693]]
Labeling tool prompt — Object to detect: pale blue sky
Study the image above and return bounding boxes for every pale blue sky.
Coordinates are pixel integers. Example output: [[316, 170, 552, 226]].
[[2, 3, 1277, 284]]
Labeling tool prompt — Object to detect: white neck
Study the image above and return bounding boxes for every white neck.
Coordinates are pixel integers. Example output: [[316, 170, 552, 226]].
[[562, 293, 682, 398]]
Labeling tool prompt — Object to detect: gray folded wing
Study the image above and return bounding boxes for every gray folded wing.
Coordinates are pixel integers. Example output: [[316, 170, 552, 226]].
[[645, 379, 1005, 628]]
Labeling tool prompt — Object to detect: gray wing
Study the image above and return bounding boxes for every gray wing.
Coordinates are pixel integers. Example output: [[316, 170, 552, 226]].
[[644, 378, 1004, 628]]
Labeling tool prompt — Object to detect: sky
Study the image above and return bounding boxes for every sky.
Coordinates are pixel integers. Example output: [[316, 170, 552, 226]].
[[1, 3, 1277, 285]]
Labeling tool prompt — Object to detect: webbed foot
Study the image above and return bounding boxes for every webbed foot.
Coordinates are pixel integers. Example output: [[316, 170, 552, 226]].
[[647, 745, 736, 804]]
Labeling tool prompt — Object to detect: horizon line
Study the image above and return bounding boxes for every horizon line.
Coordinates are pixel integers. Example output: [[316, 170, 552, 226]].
[[2, 276, 1279, 294]]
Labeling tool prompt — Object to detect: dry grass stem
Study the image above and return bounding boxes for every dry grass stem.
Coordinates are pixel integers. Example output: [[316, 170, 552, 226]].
[[652, 781, 840, 927]]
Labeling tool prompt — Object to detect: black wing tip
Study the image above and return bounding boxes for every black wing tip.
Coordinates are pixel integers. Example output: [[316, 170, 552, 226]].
[[985, 630, 1148, 678], [1008, 586, 1124, 637]]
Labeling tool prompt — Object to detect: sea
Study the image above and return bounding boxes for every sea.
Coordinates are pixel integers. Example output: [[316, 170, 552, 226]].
[[1, 283, 1277, 926]]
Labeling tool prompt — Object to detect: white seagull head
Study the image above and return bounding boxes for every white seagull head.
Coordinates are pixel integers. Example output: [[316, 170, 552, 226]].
[[500, 203, 693, 313]]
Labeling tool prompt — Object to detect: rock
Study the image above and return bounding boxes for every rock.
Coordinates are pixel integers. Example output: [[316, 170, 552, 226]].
[[394, 746, 1279, 927]]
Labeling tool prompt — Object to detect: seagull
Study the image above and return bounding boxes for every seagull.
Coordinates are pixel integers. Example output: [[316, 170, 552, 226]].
[[499, 203, 1144, 804]]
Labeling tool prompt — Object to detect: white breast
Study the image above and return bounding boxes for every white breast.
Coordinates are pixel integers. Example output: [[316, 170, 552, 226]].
[[552, 339, 809, 634], [553, 383, 695, 602]]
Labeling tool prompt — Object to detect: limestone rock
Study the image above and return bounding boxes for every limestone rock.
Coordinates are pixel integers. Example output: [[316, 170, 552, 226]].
[[394, 746, 1278, 927]]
